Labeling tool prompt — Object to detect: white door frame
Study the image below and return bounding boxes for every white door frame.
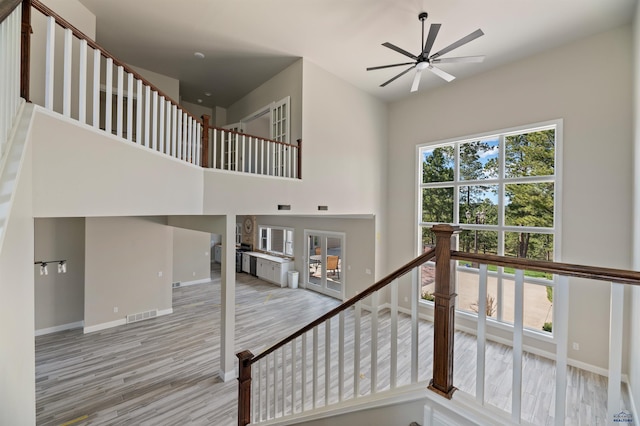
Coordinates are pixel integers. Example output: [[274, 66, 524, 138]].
[[304, 229, 346, 300]]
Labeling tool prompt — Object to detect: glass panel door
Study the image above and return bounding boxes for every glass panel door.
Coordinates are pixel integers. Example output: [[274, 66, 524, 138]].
[[305, 231, 344, 300]]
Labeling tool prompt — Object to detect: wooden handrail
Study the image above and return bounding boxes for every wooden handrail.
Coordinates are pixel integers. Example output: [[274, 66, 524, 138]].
[[203, 123, 299, 149], [297, 138, 302, 179], [0, 0, 20, 23], [451, 251, 640, 286], [248, 247, 436, 366], [30, 0, 202, 126]]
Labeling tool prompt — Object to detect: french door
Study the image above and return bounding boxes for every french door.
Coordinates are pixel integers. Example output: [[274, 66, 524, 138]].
[[305, 230, 345, 300]]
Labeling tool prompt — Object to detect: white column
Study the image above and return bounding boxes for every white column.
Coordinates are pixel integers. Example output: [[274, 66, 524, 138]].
[[219, 214, 237, 382]]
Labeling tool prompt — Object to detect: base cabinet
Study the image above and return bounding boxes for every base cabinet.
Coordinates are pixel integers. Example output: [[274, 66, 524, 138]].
[[255, 257, 292, 287]]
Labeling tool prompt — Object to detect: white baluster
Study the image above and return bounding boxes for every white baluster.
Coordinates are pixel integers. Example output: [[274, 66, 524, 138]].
[[183, 112, 188, 160], [411, 268, 419, 383], [221, 130, 226, 169], [260, 139, 265, 174], [126, 72, 133, 141], [165, 100, 171, 154], [390, 279, 398, 389], [241, 134, 246, 172], [143, 85, 150, 146], [116, 66, 123, 137], [105, 58, 113, 134], [151, 91, 158, 150], [62, 28, 72, 116], [512, 269, 524, 423], [212, 128, 217, 169], [476, 264, 488, 403], [92, 49, 100, 128], [607, 282, 624, 423], [176, 108, 182, 159], [325, 318, 331, 406], [554, 276, 569, 425], [313, 326, 318, 409], [196, 123, 201, 166], [354, 300, 362, 398], [301, 332, 307, 412], [158, 96, 165, 153], [338, 311, 345, 401], [135, 79, 142, 143], [171, 105, 177, 156], [187, 116, 192, 162], [44, 16, 55, 110], [291, 338, 297, 415], [371, 291, 379, 394], [78, 39, 87, 123]]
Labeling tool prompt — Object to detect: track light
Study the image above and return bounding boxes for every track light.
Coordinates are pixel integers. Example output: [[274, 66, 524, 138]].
[[35, 260, 68, 275]]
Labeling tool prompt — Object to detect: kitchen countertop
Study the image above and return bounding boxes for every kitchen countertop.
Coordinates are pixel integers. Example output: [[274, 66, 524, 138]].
[[244, 252, 293, 263]]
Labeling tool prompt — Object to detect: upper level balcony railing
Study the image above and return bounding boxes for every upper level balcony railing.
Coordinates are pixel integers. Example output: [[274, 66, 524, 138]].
[[14, 0, 301, 179]]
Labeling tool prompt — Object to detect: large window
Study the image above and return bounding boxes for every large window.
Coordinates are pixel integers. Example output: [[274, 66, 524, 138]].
[[418, 121, 561, 336], [259, 225, 294, 256]]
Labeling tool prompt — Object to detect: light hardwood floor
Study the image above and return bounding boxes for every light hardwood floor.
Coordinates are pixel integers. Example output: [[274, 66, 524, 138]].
[[35, 269, 627, 425]]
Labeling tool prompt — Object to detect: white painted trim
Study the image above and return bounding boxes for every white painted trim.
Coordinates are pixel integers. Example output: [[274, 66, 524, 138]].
[[84, 318, 126, 334], [175, 278, 211, 287], [35, 321, 83, 336], [626, 379, 639, 426], [219, 369, 236, 382], [83, 308, 172, 334]]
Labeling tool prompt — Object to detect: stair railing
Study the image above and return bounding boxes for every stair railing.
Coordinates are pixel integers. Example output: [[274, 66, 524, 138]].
[[237, 224, 640, 426]]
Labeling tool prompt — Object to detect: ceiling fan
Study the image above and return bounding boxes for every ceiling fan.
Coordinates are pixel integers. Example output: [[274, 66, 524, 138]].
[[367, 12, 485, 92]]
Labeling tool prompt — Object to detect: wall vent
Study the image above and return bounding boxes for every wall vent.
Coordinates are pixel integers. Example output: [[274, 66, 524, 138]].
[[318, 205, 328, 211], [172, 282, 181, 288], [126, 309, 158, 324], [277, 204, 291, 210]]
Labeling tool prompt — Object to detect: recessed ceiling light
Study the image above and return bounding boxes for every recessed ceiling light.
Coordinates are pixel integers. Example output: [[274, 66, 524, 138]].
[[197, 99, 203, 103], [204, 92, 211, 97], [194, 52, 205, 59]]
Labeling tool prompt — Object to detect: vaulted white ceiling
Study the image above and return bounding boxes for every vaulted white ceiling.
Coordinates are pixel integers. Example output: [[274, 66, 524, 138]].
[[77, 0, 637, 108]]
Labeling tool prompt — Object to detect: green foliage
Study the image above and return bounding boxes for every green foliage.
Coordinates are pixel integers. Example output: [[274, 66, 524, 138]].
[[542, 322, 553, 332], [421, 291, 435, 302], [422, 146, 454, 183], [546, 286, 553, 303]]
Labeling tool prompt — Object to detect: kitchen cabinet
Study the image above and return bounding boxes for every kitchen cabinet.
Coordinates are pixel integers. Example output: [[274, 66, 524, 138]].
[[242, 253, 251, 273], [213, 244, 222, 264], [246, 252, 293, 287]]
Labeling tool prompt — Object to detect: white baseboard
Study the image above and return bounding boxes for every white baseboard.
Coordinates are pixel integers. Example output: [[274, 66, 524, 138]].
[[35, 321, 83, 336], [84, 318, 126, 334], [175, 278, 211, 287], [83, 308, 173, 334], [625, 379, 638, 423], [219, 369, 236, 382]]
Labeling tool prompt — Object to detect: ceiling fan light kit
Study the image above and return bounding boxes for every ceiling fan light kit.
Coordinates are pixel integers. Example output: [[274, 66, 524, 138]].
[[367, 11, 485, 93]]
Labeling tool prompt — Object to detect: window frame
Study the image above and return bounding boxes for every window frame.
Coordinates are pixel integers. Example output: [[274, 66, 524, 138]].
[[416, 119, 563, 340], [258, 225, 295, 256]]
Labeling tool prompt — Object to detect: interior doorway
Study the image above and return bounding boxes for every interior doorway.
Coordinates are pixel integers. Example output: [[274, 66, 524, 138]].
[[305, 230, 345, 300]]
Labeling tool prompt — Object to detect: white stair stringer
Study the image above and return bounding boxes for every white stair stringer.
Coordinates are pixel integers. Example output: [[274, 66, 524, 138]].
[[0, 101, 35, 255]]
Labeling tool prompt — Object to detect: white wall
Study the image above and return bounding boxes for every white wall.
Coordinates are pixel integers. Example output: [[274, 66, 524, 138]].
[[172, 226, 211, 284], [256, 215, 376, 299], [84, 216, 172, 329], [226, 59, 303, 142], [388, 26, 633, 370], [31, 109, 204, 218], [630, 0, 640, 416], [0, 139, 34, 425], [34, 218, 85, 331]]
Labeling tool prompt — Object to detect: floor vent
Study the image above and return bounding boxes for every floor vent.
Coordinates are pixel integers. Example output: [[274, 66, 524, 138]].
[[126, 309, 158, 324]]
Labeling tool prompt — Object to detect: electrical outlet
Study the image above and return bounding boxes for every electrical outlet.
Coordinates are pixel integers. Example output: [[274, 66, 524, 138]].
[[113, 307, 118, 313], [158, 271, 163, 277], [572, 342, 580, 351], [192, 272, 196, 276], [365, 268, 371, 275]]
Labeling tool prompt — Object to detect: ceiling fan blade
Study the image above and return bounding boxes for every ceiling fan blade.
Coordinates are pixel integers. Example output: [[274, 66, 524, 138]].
[[431, 55, 485, 64], [380, 66, 415, 87], [428, 65, 456, 82], [429, 29, 484, 59], [422, 23, 441, 57], [367, 62, 416, 71], [382, 42, 418, 60], [410, 68, 423, 92]]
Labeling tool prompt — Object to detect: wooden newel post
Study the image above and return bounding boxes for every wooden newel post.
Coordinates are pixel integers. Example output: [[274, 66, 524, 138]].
[[237, 350, 254, 426], [428, 224, 460, 399], [296, 138, 302, 179], [201, 114, 210, 168], [20, 0, 32, 101]]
